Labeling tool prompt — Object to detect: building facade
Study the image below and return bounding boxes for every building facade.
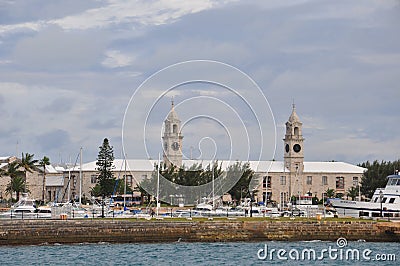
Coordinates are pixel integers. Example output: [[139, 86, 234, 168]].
[[1, 104, 366, 206]]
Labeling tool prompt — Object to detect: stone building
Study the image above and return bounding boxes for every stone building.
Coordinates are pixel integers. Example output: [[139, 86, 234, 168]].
[[0, 156, 65, 202], [64, 103, 365, 206], [254, 106, 365, 204]]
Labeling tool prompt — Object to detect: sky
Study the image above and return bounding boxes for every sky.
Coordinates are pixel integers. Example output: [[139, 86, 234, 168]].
[[0, 0, 399, 166]]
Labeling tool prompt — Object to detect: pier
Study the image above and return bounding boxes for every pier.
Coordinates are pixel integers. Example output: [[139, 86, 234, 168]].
[[0, 219, 399, 245]]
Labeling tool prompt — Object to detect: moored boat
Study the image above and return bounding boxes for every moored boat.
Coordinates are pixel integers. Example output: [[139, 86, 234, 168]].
[[0, 193, 37, 219], [328, 172, 400, 218]]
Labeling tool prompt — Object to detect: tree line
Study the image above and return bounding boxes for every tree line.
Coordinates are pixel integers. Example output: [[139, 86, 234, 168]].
[[92, 138, 255, 205]]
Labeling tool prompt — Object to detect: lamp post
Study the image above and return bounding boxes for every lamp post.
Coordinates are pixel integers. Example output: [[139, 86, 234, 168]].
[[379, 190, 383, 218]]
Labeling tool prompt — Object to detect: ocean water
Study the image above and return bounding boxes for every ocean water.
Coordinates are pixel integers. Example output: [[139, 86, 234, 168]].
[[0, 241, 398, 265]]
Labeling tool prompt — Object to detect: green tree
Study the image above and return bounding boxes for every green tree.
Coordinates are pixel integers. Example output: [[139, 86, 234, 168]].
[[226, 162, 254, 203], [325, 188, 335, 198], [347, 186, 358, 200], [19, 153, 38, 192], [115, 178, 133, 195], [359, 160, 400, 199], [95, 138, 116, 196], [5, 161, 25, 201], [39, 156, 50, 204]]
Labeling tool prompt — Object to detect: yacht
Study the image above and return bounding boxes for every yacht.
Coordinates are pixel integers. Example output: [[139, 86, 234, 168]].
[[0, 193, 37, 219], [327, 173, 400, 218]]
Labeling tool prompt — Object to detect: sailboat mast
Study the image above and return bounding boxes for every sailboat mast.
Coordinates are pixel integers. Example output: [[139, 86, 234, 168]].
[[124, 154, 127, 209], [68, 155, 71, 202], [79, 147, 82, 205], [212, 160, 215, 210], [156, 153, 160, 216]]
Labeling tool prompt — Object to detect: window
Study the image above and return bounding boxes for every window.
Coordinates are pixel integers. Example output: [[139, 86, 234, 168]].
[[294, 127, 299, 136], [263, 176, 272, 189], [389, 198, 395, 204], [280, 176, 286, 185], [353, 177, 359, 187], [263, 192, 272, 203], [91, 175, 97, 184], [374, 197, 378, 203], [280, 192, 288, 204], [322, 176, 328, 186], [173, 124, 177, 133], [382, 197, 387, 203], [306, 176, 312, 185], [336, 176, 344, 189], [72, 175, 76, 188], [124, 175, 133, 187]]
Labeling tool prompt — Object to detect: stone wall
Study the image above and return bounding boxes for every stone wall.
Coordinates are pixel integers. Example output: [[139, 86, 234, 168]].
[[0, 220, 398, 246]]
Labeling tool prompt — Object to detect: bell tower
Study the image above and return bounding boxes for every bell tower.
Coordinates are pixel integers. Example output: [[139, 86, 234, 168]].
[[162, 99, 183, 168], [283, 104, 305, 197]]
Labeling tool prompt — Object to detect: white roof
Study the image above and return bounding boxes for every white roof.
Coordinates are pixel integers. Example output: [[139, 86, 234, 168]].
[[0, 163, 7, 169], [46, 175, 64, 187], [303, 162, 366, 173], [54, 166, 66, 172], [68, 159, 365, 174], [67, 159, 157, 172], [0, 156, 11, 161], [45, 165, 59, 174]]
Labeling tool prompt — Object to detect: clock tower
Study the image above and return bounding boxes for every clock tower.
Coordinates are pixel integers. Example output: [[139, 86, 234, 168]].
[[162, 100, 183, 168], [283, 104, 305, 197]]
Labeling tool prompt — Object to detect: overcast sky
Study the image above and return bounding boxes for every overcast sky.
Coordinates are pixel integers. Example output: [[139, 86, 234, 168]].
[[0, 0, 399, 166]]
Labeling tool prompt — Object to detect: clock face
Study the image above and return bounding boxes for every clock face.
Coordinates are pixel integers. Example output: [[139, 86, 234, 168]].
[[171, 142, 180, 151], [285, 144, 289, 153], [293, 144, 301, 153]]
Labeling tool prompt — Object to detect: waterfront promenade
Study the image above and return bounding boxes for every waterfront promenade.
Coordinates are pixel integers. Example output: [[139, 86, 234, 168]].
[[0, 219, 399, 245]]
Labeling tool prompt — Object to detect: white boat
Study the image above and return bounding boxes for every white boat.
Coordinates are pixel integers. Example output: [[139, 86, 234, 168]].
[[0, 193, 37, 219], [34, 206, 52, 219], [328, 173, 400, 218]]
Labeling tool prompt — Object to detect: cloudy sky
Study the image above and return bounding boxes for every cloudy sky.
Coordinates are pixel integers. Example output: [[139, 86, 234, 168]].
[[0, 0, 399, 166]]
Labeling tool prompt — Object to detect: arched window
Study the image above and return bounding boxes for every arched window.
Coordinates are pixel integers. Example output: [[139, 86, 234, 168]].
[[294, 127, 299, 136], [173, 124, 177, 133], [263, 176, 272, 189]]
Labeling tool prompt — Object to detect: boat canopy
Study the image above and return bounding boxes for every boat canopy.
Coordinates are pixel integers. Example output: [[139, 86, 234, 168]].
[[387, 174, 400, 186]]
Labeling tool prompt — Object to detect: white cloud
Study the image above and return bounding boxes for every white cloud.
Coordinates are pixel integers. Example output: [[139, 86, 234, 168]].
[[0, 0, 233, 36], [102, 50, 135, 68]]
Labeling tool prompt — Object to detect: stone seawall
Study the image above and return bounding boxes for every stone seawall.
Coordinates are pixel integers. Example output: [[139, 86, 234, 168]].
[[0, 220, 398, 245]]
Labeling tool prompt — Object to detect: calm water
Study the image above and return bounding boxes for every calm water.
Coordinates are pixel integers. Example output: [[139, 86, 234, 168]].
[[0, 241, 398, 265]]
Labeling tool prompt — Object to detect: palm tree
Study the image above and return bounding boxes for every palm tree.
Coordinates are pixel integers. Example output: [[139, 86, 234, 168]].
[[347, 186, 358, 201], [5, 161, 24, 201], [19, 153, 38, 192], [39, 156, 50, 204], [5, 176, 26, 201]]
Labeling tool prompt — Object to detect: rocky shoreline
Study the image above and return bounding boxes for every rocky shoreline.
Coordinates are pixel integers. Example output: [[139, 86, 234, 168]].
[[0, 219, 399, 245]]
